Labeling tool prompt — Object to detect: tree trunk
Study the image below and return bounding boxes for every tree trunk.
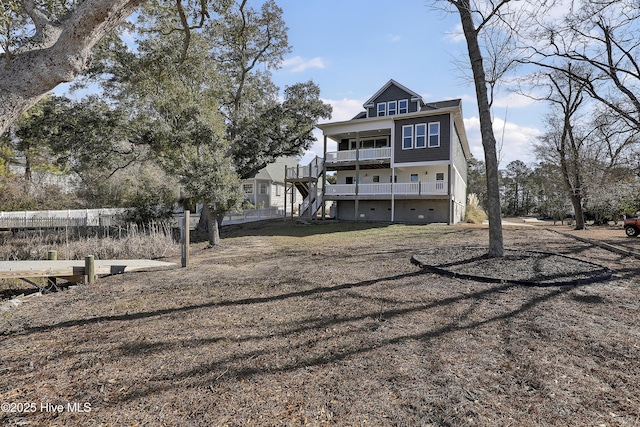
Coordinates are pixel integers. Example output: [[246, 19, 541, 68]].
[[456, 0, 504, 257], [0, 0, 145, 136], [207, 207, 221, 246]]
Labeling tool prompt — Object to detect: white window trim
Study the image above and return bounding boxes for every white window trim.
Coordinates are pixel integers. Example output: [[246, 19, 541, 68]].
[[259, 182, 268, 195], [415, 123, 427, 149], [402, 125, 413, 150], [243, 183, 254, 194], [388, 100, 397, 116], [428, 122, 440, 148], [398, 99, 409, 114], [377, 102, 386, 117]]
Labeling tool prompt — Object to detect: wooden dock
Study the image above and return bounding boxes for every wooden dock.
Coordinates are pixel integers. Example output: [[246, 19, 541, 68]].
[[0, 259, 176, 280]]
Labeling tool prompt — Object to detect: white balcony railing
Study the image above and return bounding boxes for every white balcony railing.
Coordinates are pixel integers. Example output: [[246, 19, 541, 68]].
[[325, 147, 391, 163], [286, 156, 324, 179], [325, 181, 447, 197], [326, 184, 357, 195]]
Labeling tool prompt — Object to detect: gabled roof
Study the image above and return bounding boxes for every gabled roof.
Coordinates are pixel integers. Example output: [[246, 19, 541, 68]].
[[421, 99, 461, 111], [363, 79, 423, 108], [250, 156, 299, 183]]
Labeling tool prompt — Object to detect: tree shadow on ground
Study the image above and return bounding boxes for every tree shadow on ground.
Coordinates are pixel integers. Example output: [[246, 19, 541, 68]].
[[114, 279, 575, 403], [220, 219, 424, 238]]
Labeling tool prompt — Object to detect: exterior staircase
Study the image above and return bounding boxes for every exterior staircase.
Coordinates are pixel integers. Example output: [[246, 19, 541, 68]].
[[285, 156, 324, 220]]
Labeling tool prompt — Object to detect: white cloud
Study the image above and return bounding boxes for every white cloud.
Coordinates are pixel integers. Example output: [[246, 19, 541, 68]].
[[281, 56, 326, 73], [464, 116, 541, 167], [444, 23, 465, 43], [322, 98, 364, 123], [388, 34, 402, 43], [300, 98, 364, 164]]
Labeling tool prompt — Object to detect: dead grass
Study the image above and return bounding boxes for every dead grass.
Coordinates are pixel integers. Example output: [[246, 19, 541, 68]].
[[0, 220, 639, 426]]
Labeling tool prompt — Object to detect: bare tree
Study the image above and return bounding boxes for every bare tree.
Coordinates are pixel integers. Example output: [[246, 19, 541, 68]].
[[524, 0, 640, 131], [534, 64, 589, 229], [442, 0, 532, 257]]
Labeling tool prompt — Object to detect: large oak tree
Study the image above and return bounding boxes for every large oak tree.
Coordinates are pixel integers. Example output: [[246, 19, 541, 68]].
[[0, 0, 149, 135]]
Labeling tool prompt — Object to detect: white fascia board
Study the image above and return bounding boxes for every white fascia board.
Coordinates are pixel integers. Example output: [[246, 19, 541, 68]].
[[393, 160, 452, 168], [318, 117, 394, 136]]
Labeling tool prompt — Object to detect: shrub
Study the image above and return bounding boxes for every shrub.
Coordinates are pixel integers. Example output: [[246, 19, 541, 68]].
[[465, 193, 488, 224]]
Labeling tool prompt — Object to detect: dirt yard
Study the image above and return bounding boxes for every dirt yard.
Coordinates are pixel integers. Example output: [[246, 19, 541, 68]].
[[1, 220, 639, 426]]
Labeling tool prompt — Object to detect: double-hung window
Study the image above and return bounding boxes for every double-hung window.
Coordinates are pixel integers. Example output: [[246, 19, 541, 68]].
[[402, 125, 413, 149], [398, 99, 408, 114], [428, 122, 440, 147], [259, 183, 268, 195], [415, 124, 427, 148], [388, 101, 397, 116], [377, 103, 386, 117]]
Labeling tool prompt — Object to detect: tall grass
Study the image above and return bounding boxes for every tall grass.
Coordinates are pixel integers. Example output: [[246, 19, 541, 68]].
[[464, 193, 488, 224], [0, 222, 180, 261]]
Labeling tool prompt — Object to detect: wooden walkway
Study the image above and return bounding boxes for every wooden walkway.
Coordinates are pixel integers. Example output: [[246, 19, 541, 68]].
[[0, 259, 175, 280]]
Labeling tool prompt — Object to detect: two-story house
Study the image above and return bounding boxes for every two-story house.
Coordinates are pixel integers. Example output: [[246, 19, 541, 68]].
[[285, 79, 470, 224]]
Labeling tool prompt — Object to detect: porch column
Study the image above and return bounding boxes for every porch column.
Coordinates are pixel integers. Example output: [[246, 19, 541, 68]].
[[283, 165, 287, 221], [448, 164, 453, 225], [391, 166, 395, 222], [322, 135, 327, 220], [355, 132, 360, 222]]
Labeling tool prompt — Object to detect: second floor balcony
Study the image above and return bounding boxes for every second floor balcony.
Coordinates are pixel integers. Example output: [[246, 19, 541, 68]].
[[325, 181, 447, 198], [325, 147, 391, 164]]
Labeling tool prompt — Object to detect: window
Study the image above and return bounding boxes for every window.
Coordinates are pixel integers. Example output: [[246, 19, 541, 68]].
[[259, 183, 268, 195], [243, 183, 254, 194], [398, 99, 409, 114], [402, 125, 413, 149], [374, 138, 388, 148], [345, 176, 354, 185], [435, 172, 445, 190], [388, 101, 397, 116], [275, 184, 281, 196], [373, 175, 380, 183], [410, 174, 419, 182], [377, 103, 386, 117], [428, 122, 440, 147], [415, 124, 426, 148]]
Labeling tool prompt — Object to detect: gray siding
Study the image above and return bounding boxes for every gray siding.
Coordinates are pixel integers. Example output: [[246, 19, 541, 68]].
[[393, 200, 449, 223], [393, 114, 451, 164], [366, 86, 420, 117], [336, 200, 392, 222], [335, 200, 449, 223]]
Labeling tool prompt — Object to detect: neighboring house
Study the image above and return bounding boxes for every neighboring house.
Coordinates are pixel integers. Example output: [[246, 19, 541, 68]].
[[286, 79, 471, 224], [242, 157, 301, 211]]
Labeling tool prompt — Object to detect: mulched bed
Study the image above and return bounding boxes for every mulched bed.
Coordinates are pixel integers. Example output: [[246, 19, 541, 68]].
[[412, 247, 612, 285]]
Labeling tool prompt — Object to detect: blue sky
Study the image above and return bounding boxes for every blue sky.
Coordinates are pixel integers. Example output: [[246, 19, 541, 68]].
[[52, 0, 546, 168], [268, 0, 545, 167]]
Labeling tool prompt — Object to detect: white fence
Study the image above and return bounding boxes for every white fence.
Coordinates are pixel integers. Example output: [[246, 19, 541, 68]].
[[221, 208, 284, 225], [0, 208, 126, 228], [0, 207, 284, 230]]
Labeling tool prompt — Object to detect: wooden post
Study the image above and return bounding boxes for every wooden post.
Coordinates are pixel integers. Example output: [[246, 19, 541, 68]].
[[47, 250, 57, 291], [85, 255, 95, 284], [181, 210, 190, 268]]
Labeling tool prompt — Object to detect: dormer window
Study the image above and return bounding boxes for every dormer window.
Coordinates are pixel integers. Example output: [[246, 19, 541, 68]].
[[377, 103, 386, 117], [388, 101, 397, 116], [398, 99, 409, 114]]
